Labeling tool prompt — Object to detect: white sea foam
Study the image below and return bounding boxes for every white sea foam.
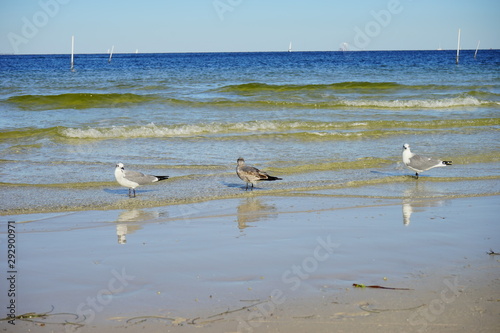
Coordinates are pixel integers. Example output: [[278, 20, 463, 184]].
[[62, 123, 217, 139], [342, 96, 483, 108], [61, 121, 304, 139]]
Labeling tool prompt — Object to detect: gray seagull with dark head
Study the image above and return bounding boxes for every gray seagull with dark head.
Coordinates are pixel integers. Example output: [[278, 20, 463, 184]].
[[236, 158, 282, 191], [402, 144, 452, 179], [114, 163, 169, 197]]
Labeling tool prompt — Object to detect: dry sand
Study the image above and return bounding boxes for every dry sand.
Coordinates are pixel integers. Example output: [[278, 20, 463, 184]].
[[1, 195, 499, 332]]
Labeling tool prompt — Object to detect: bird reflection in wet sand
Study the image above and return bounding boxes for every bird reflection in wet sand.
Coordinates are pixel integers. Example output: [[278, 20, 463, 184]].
[[237, 197, 277, 230], [402, 185, 446, 225], [402, 199, 446, 225], [115, 209, 161, 244]]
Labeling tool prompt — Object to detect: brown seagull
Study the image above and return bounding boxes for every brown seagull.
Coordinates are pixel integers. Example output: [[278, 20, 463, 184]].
[[236, 157, 282, 191]]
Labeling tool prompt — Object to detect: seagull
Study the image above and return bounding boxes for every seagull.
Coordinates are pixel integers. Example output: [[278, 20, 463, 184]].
[[114, 163, 169, 197], [236, 157, 282, 191], [402, 144, 452, 179]]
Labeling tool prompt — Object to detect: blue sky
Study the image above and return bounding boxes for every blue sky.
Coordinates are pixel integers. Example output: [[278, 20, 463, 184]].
[[1, 0, 499, 54]]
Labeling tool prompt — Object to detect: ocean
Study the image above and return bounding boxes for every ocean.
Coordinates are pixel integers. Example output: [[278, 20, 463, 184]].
[[1, 50, 499, 214]]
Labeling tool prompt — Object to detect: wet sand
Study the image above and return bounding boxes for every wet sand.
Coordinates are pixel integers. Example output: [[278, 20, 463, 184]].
[[1, 195, 499, 332]]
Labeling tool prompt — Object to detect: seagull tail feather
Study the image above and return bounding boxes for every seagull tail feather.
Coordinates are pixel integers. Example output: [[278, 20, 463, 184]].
[[442, 161, 452, 166], [262, 175, 282, 181], [155, 176, 170, 181]]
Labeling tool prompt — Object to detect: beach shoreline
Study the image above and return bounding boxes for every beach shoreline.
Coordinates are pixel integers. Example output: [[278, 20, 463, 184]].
[[1, 194, 498, 332]]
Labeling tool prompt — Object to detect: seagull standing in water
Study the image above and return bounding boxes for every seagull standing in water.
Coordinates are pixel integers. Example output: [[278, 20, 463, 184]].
[[402, 144, 452, 179], [236, 157, 282, 191], [114, 163, 169, 197]]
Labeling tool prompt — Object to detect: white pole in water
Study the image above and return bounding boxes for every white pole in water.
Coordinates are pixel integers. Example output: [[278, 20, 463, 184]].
[[70, 35, 74, 70], [108, 45, 114, 63], [474, 40, 480, 59], [456, 29, 461, 64]]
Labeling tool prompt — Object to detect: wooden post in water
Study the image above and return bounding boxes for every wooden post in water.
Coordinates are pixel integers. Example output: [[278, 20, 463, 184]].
[[456, 29, 461, 64], [70, 35, 74, 70]]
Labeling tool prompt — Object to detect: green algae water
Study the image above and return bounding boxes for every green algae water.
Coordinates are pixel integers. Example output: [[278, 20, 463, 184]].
[[1, 50, 499, 214]]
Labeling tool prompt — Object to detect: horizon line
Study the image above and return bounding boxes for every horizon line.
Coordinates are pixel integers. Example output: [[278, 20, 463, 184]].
[[1, 49, 498, 56]]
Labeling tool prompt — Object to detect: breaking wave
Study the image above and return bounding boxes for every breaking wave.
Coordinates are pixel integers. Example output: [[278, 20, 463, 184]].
[[58, 118, 499, 139]]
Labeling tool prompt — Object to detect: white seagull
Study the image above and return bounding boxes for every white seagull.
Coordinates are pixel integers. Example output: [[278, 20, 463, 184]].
[[402, 144, 452, 179], [236, 157, 282, 191], [114, 163, 169, 197]]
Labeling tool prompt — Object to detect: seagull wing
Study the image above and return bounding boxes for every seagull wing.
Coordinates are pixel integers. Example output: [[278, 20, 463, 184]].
[[123, 169, 158, 185], [409, 154, 443, 172], [239, 165, 270, 181]]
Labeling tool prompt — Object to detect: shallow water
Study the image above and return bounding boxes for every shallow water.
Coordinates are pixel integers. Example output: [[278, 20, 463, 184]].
[[1, 50, 499, 214]]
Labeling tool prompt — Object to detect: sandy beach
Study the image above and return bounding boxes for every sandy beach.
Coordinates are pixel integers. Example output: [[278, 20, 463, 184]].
[[2, 193, 499, 333]]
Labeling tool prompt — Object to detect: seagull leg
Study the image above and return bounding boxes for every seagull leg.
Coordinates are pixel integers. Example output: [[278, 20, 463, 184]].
[[132, 188, 136, 198], [250, 183, 254, 191], [245, 183, 248, 191], [128, 188, 132, 197], [415, 172, 419, 179]]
